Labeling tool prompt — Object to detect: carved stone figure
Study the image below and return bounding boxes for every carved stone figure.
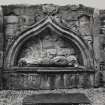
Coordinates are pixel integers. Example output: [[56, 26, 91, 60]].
[[67, 55, 79, 67], [79, 15, 91, 36], [18, 33, 79, 67]]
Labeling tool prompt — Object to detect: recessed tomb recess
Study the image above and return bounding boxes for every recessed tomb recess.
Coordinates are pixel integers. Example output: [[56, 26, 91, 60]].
[[17, 28, 83, 67]]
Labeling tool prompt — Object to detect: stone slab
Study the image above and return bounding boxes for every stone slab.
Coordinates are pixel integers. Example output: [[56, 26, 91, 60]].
[[23, 93, 91, 105]]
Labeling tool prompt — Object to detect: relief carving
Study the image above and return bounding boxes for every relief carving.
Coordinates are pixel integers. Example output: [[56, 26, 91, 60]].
[[78, 15, 91, 36], [100, 36, 105, 59], [18, 33, 80, 67], [61, 17, 79, 32], [42, 4, 58, 16]]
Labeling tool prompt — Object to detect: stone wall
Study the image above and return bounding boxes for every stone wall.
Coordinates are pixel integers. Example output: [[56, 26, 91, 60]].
[[0, 4, 105, 105]]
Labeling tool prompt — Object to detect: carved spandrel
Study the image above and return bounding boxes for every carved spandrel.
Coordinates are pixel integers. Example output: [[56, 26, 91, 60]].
[[78, 15, 93, 49], [79, 15, 91, 36], [4, 14, 19, 48], [5, 73, 41, 89]]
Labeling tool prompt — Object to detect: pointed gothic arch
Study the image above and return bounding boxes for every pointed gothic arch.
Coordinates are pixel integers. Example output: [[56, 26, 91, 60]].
[[5, 17, 93, 69]]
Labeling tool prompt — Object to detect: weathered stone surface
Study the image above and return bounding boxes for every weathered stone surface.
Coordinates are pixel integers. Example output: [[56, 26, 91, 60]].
[[3, 72, 94, 90], [23, 93, 91, 105], [17, 31, 81, 67], [0, 7, 3, 68], [93, 35, 105, 70], [1, 4, 105, 105], [1, 88, 105, 105], [3, 73, 41, 89], [0, 5, 105, 105]]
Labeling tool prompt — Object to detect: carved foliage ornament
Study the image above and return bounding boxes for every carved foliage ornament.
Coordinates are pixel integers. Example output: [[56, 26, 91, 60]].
[[42, 4, 58, 15]]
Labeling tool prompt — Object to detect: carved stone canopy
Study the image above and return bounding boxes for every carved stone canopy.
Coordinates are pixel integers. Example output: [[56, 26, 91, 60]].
[[5, 17, 93, 69]]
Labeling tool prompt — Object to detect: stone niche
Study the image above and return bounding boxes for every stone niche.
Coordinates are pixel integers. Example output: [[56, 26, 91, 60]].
[[17, 28, 83, 67]]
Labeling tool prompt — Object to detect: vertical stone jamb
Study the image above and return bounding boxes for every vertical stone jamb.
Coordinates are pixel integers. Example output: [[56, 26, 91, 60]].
[[0, 6, 4, 89]]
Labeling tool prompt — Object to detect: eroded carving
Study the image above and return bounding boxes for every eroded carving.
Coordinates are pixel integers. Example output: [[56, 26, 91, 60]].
[[42, 4, 58, 15], [18, 32, 80, 67]]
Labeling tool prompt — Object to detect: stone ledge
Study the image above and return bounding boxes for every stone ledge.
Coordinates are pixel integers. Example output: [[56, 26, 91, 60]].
[[23, 93, 91, 105]]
